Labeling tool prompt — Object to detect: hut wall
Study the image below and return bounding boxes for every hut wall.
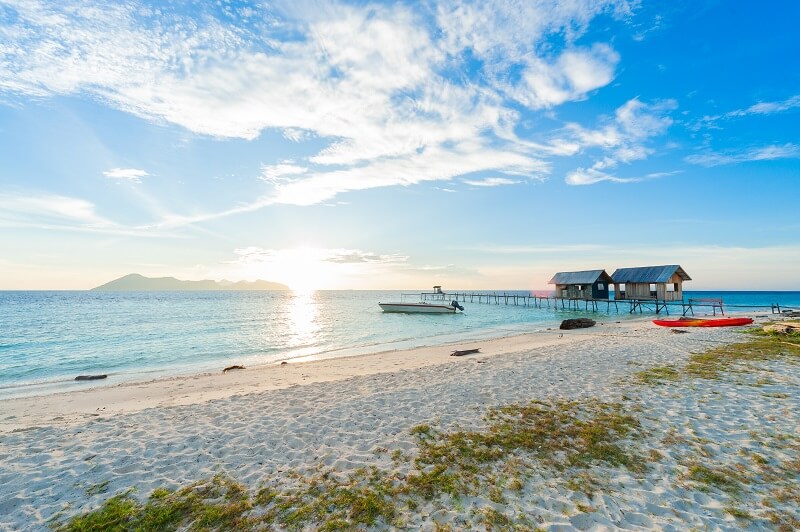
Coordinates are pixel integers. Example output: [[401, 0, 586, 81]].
[[615, 279, 683, 300], [628, 283, 652, 299], [591, 280, 610, 300], [556, 284, 587, 299], [663, 273, 684, 301], [556, 283, 607, 300]]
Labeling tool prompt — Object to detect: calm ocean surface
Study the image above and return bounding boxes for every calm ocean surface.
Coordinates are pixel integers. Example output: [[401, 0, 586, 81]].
[[1, 290, 798, 399]]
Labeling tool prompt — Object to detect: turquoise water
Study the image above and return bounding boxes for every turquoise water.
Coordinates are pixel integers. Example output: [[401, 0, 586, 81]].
[[1, 290, 798, 398]]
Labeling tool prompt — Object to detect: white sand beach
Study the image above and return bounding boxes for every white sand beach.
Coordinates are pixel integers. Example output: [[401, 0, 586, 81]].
[[1, 316, 798, 530]]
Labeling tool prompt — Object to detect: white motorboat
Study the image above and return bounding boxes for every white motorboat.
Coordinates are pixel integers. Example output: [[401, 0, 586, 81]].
[[379, 286, 465, 313], [378, 301, 464, 313]]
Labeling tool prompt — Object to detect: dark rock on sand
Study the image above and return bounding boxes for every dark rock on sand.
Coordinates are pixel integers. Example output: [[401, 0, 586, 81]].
[[559, 318, 596, 330]]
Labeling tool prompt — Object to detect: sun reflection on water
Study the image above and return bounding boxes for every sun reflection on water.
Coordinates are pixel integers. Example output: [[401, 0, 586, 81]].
[[286, 289, 320, 349]]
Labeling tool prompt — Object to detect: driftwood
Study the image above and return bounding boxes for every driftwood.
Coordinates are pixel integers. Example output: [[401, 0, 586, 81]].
[[223, 365, 246, 373], [451, 348, 481, 357], [75, 374, 107, 381]]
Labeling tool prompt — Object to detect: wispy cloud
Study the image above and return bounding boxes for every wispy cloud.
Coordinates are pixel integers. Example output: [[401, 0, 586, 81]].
[[565, 169, 679, 186], [0, 192, 112, 227], [0, 0, 634, 209], [102, 168, 150, 182], [565, 168, 641, 185], [561, 98, 677, 185], [0, 191, 179, 237], [685, 143, 800, 167], [229, 246, 407, 266], [462, 177, 520, 187], [258, 163, 308, 185], [324, 249, 407, 264], [455, 244, 609, 254], [692, 94, 800, 129], [498, 44, 620, 109], [726, 94, 800, 117], [212, 246, 408, 287]]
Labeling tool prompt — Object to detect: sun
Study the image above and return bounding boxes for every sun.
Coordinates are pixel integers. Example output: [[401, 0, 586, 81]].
[[272, 247, 334, 292]]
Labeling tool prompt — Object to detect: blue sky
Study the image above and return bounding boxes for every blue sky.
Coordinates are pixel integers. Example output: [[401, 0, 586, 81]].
[[1, 0, 798, 290]]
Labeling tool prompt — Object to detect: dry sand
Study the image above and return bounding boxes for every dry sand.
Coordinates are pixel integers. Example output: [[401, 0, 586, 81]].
[[1, 316, 798, 530]]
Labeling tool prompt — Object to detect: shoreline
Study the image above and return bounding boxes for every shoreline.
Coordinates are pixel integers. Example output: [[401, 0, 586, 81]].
[[0, 319, 617, 432], [0, 312, 761, 432]]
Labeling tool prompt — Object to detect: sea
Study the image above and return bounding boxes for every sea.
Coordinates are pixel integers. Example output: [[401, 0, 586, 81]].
[[1, 290, 798, 399]]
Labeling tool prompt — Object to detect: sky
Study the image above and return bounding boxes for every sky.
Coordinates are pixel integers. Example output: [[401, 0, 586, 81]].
[[1, 0, 799, 291]]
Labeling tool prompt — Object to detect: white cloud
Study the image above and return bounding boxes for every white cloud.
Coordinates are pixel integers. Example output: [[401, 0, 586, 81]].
[[457, 243, 609, 254], [729, 94, 800, 117], [102, 168, 150, 182], [229, 246, 406, 266], [258, 163, 308, 185], [462, 177, 519, 187], [267, 142, 548, 206], [0, 192, 111, 226], [562, 98, 677, 185], [615, 98, 676, 139], [685, 143, 800, 167], [507, 44, 620, 109], [565, 168, 675, 185], [565, 168, 640, 185], [0, 0, 635, 209], [435, 0, 633, 59], [282, 128, 312, 142], [693, 94, 800, 129], [213, 245, 408, 288], [324, 249, 407, 264], [0, 191, 183, 237]]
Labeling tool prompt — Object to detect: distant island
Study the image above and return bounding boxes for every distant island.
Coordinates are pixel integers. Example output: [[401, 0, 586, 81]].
[[92, 273, 289, 291]]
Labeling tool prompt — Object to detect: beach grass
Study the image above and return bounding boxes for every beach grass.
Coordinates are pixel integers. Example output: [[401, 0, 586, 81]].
[[57, 399, 645, 530], [635, 326, 800, 384]]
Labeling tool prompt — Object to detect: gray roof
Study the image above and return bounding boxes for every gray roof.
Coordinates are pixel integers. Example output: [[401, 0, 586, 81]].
[[548, 269, 613, 285], [610, 265, 691, 283]]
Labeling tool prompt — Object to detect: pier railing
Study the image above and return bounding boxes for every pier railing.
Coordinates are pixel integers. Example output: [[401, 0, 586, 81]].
[[415, 290, 794, 316]]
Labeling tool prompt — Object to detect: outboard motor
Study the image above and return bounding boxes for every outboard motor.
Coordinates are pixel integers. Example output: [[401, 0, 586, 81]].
[[451, 300, 464, 311]]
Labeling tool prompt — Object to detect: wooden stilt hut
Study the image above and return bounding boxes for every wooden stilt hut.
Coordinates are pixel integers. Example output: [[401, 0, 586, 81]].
[[548, 270, 614, 300], [611, 265, 691, 301]]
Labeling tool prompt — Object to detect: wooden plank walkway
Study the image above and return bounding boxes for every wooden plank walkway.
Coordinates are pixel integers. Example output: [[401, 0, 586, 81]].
[[416, 291, 731, 315], [417, 291, 554, 308]]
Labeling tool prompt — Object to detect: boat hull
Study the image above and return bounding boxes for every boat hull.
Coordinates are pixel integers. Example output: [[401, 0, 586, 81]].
[[653, 317, 753, 328], [379, 302, 458, 314]]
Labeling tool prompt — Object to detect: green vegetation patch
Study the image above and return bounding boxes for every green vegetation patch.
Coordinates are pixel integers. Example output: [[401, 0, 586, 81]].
[[261, 466, 398, 529], [58, 476, 253, 531], [60, 400, 646, 530], [413, 399, 646, 492], [686, 333, 800, 379], [634, 365, 680, 385], [633, 328, 800, 386], [684, 463, 744, 494]]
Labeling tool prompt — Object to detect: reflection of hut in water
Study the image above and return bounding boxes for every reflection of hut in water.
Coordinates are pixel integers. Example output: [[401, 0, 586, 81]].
[[611, 265, 691, 301], [548, 270, 614, 300]]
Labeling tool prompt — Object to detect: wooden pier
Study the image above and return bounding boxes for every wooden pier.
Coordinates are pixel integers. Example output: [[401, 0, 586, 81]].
[[416, 290, 730, 315], [417, 290, 554, 308]]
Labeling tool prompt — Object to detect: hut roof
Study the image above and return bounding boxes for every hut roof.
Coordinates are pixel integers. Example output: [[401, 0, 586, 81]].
[[548, 269, 613, 285], [610, 265, 691, 283]]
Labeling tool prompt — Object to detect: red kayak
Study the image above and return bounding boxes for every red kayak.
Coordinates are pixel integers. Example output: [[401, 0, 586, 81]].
[[653, 317, 754, 328]]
